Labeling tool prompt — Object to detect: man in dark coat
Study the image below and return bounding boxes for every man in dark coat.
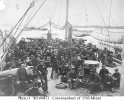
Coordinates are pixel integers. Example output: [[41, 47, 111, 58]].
[[104, 72, 114, 91], [99, 65, 109, 84], [75, 55, 84, 74], [112, 68, 121, 88], [89, 70, 101, 93], [67, 66, 79, 89], [36, 60, 48, 93], [50, 49, 59, 79], [16, 63, 28, 92]]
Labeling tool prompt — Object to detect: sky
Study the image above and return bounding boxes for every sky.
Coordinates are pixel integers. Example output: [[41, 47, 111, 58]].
[[0, 0, 124, 26], [0, 0, 124, 40]]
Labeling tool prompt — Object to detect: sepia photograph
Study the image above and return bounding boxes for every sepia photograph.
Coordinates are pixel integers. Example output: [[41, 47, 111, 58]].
[[0, 0, 124, 97]]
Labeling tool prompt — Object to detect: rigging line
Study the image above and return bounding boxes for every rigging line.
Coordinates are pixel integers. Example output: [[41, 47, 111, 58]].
[[1, 1, 35, 57], [38, 21, 50, 29], [0, 1, 34, 48], [39, 0, 58, 28], [83, 0, 88, 25], [16, 0, 47, 40], [50, 0, 59, 23], [5, 17, 26, 51], [58, 0, 62, 25], [93, 0, 110, 36], [25, 0, 39, 25], [102, 0, 116, 27], [12, 15, 27, 38], [109, 0, 113, 26]]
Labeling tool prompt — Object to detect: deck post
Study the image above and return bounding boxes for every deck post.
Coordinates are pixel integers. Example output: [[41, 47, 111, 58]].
[[120, 35, 124, 96]]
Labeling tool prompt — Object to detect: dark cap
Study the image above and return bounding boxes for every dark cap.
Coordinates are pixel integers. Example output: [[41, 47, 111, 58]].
[[115, 68, 119, 71]]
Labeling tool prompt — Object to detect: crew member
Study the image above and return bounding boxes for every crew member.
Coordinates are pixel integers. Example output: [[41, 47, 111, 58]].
[[104, 72, 114, 91], [112, 68, 121, 88], [36, 60, 48, 94], [99, 65, 109, 84], [89, 69, 101, 93], [16, 63, 27, 92], [67, 66, 79, 89]]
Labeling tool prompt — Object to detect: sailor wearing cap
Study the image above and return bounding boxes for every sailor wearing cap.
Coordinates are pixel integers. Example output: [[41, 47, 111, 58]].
[[67, 65, 79, 89], [16, 63, 27, 92], [112, 68, 121, 88], [36, 60, 48, 93], [50, 50, 59, 79], [99, 65, 109, 84], [89, 69, 101, 93]]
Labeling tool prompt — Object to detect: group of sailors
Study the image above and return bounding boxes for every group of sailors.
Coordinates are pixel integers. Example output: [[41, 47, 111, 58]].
[[0, 37, 121, 95]]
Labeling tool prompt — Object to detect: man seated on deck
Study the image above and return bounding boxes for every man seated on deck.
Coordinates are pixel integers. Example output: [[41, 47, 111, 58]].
[[67, 65, 79, 89], [112, 68, 121, 88], [89, 69, 101, 94], [104, 72, 114, 91]]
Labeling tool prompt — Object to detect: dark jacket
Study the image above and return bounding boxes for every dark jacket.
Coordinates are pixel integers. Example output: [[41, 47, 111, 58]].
[[91, 73, 101, 83], [67, 70, 77, 79], [105, 75, 114, 83], [112, 72, 121, 85], [51, 54, 59, 64], [17, 67, 27, 81], [99, 68, 109, 79], [36, 64, 48, 75]]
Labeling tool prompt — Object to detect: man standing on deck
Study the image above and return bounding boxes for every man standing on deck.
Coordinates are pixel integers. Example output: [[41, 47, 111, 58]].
[[99, 65, 109, 84], [50, 48, 59, 79], [112, 68, 121, 88], [36, 60, 48, 94], [16, 63, 28, 92]]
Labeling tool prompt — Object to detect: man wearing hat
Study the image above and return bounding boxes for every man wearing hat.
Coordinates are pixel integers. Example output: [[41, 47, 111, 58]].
[[16, 63, 28, 92], [112, 68, 121, 88], [67, 65, 79, 89], [99, 65, 109, 84], [50, 49, 59, 79], [89, 69, 101, 93], [104, 72, 114, 91], [36, 60, 48, 93]]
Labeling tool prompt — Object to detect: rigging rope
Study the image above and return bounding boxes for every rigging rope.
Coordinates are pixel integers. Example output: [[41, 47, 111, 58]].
[[25, 0, 39, 25], [58, 0, 62, 25], [15, 0, 47, 40], [83, 0, 88, 25], [51, 0, 59, 24], [38, 21, 50, 29], [12, 14, 27, 38], [109, 0, 113, 26], [0, 0, 36, 57], [103, 0, 117, 27], [93, 0, 111, 43], [0, 1, 34, 48], [38, 0, 59, 29]]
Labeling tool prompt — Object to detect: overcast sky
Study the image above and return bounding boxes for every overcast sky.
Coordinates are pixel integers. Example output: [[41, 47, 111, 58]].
[[0, 0, 124, 27], [0, 0, 124, 40]]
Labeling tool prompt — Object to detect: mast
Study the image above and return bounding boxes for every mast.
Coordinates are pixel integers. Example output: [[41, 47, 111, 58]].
[[65, 0, 69, 39], [47, 21, 52, 41], [120, 35, 124, 96]]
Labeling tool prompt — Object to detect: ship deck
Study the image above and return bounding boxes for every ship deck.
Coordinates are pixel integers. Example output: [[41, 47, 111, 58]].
[[41, 66, 120, 96]]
